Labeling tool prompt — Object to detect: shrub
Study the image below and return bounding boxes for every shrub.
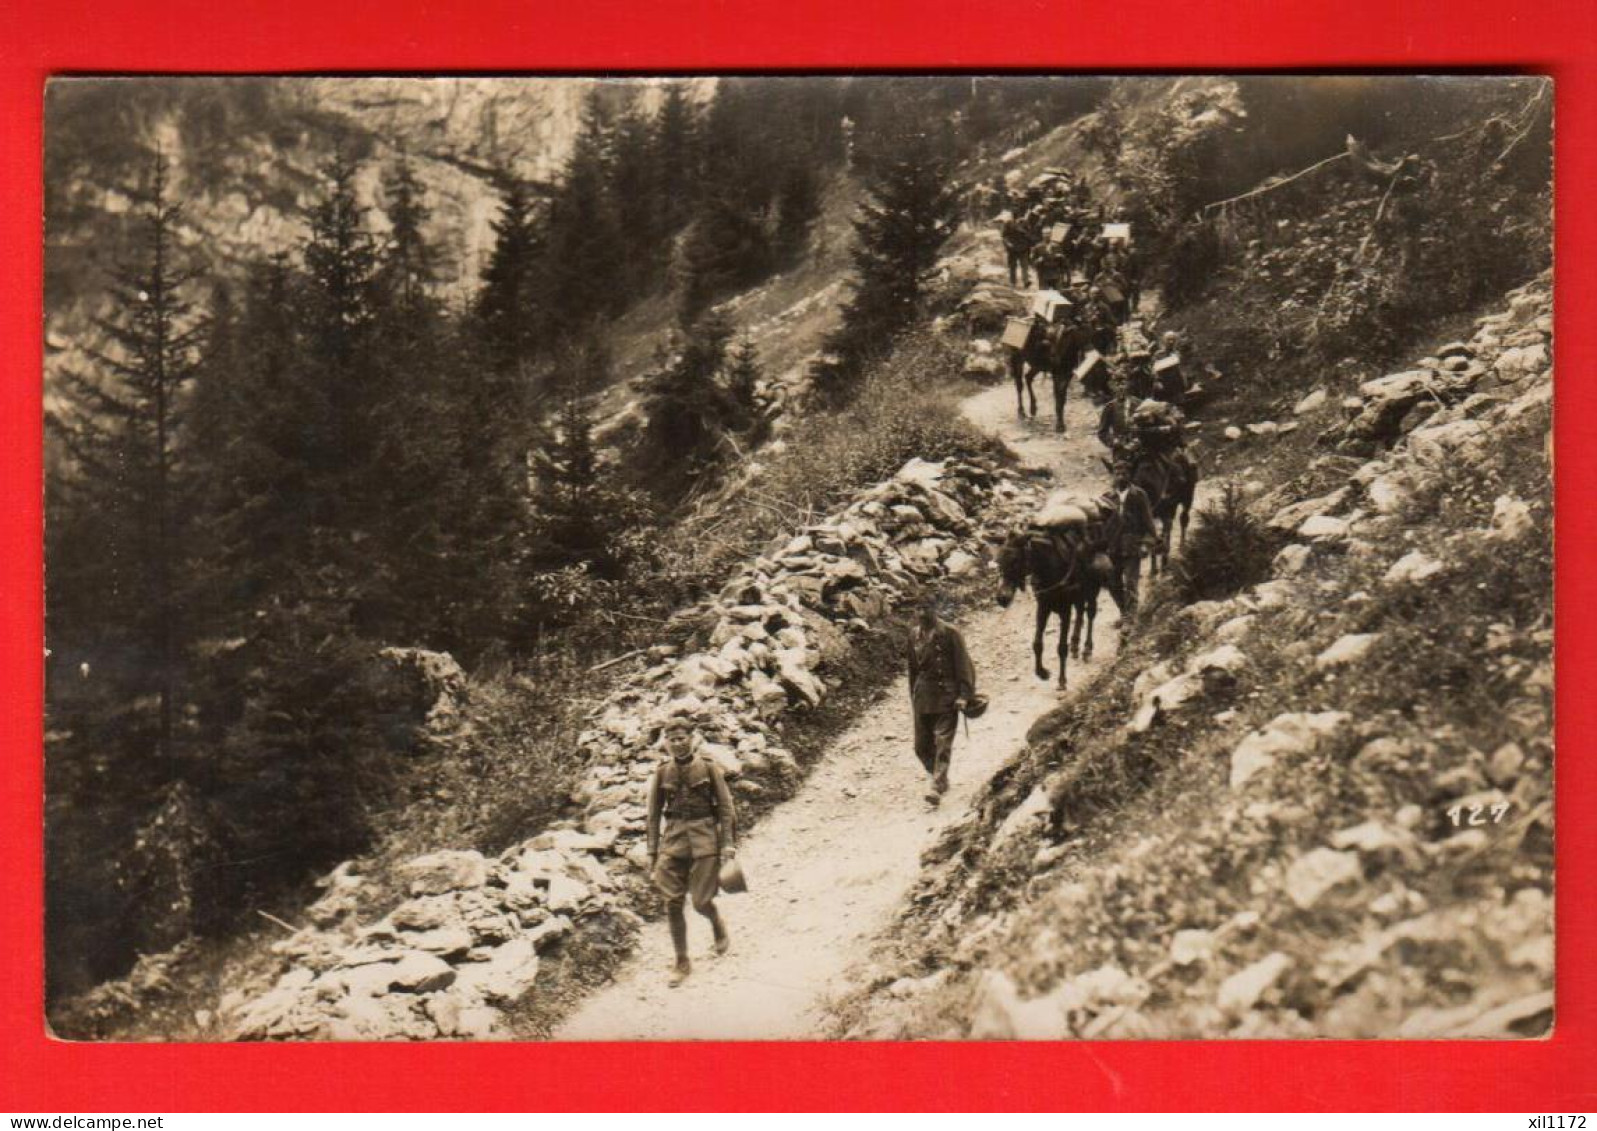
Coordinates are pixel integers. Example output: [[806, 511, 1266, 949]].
[[1172, 482, 1280, 603]]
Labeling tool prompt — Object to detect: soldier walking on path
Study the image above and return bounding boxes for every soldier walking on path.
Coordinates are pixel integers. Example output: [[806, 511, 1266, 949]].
[[907, 596, 977, 808], [646, 715, 738, 987], [1097, 376, 1139, 455], [1000, 211, 1035, 288], [1101, 461, 1158, 622]]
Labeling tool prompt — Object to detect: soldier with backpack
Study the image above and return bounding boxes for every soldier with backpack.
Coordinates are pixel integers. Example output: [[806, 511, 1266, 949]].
[[907, 595, 978, 808], [646, 715, 738, 987]]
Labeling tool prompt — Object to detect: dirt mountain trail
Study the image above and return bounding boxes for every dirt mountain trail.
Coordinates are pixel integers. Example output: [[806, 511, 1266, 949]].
[[554, 381, 1124, 1041]]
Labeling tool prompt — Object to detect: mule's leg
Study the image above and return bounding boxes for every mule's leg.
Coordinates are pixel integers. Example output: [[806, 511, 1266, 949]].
[[1011, 355, 1026, 419], [1033, 603, 1050, 681], [1179, 499, 1193, 548], [1056, 607, 1070, 690], [1026, 368, 1039, 420], [1068, 598, 1083, 659], [1053, 374, 1069, 434], [1083, 595, 1096, 662], [1151, 518, 1171, 578]]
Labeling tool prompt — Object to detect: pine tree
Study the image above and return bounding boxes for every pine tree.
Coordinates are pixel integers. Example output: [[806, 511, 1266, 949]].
[[182, 255, 310, 611], [679, 194, 771, 321], [653, 83, 700, 232], [476, 173, 544, 370], [527, 339, 654, 587], [608, 97, 664, 290], [542, 93, 626, 330], [378, 153, 439, 317], [813, 132, 959, 400], [46, 155, 204, 761], [363, 164, 468, 646], [635, 309, 740, 498], [529, 392, 609, 573], [303, 149, 380, 365], [724, 333, 764, 433], [775, 163, 822, 262]]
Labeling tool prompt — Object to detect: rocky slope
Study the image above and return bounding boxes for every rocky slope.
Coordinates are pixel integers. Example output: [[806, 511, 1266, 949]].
[[835, 272, 1553, 1040]]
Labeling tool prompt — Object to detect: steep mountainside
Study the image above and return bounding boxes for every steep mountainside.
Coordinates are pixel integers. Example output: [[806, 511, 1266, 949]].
[[44, 78, 711, 388]]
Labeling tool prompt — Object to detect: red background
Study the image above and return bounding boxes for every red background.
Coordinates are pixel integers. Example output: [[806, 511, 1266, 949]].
[[2, 0, 1592, 1112]]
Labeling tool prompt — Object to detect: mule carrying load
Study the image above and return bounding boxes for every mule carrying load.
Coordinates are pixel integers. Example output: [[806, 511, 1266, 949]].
[[1031, 289, 1072, 324], [1130, 398, 1187, 453], [1121, 399, 1199, 579], [1075, 348, 1110, 402], [995, 489, 1114, 688], [1002, 315, 1040, 352], [1034, 489, 1111, 538]]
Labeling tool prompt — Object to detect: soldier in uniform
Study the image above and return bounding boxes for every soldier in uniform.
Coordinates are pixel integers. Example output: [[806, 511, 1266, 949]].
[[646, 716, 738, 986], [1097, 375, 1139, 455], [1033, 237, 1066, 291], [907, 596, 977, 807], [1152, 331, 1187, 405], [1101, 461, 1159, 621], [1000, 211, 1034, 288]]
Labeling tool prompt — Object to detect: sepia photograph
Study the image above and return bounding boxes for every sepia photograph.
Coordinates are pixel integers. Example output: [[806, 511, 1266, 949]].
[[41, 74, 1553, 1044]]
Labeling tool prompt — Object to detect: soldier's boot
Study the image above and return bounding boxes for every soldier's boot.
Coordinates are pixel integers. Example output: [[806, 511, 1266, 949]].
[[708, 907, 731, 956], [667, 901, 692, 986]]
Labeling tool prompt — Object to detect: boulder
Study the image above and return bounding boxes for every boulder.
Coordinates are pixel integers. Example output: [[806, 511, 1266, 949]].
[[390, 895, 458, 933], [1190, 644, 1248, 677], [405, 925, 474, 958], [964, 352, 1007, 380], [1130, 672, 1201, 732], [1284, 847, 1362, 909], [306, 861, 365, 927], [1365, 475, 1408, 515], [969, 969, 1064, 1040], [1299, 514, 1350, 541], [1494, 342, 1549, 379], [400, 850, 489, 896], [1268, 489, 1348, 533], [945, 549, 980, 576], [454, 937, 541, 1004], [1329, 821, 1421, 868], [1247, 580, 1300, 610], [1169, 929, 1217, 967], [1488, 742, 1526, 787], [1293, 388, 1328, 415], [1273, 544, 1311, 576], [1230, 711, 1350, 788], [1216, 953, 1293, 1017], [386, 951, 458, 994], [1214, 615, 1256, 643], [774, 649, 825, 706], [1315, 633, 1381, 669], [1407, 419, 1488, 467], [1490, 495, 1534, 542], [1384, 551, 1444, 585]]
